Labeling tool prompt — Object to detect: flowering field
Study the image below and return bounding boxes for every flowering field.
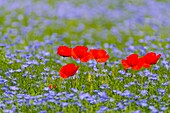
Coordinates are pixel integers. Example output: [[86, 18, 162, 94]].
[[0, 0, 170, 113]]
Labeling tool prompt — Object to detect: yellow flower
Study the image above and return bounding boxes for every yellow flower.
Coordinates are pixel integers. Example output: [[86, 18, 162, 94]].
[[88, 73, 91, 81]]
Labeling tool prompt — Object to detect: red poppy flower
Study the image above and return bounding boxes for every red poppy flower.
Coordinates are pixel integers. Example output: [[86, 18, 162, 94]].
[[132, 57, 145, 70], [121, 54, 144, 70], [57, 46, 72, 57], [80, 52, 93, 62], [48, 84, 53, 89], [143, 52, 161, 68], [90, 49, 109, 63], [59, 63, 79, 79], [71, 46, 92, 62]]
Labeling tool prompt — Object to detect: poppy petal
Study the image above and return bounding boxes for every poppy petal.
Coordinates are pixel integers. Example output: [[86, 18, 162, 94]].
[[121, 59, 130, 69], [59, 71, 70, 78], [127, 54, 139, 66], [144, 52, 161, 65], [90, 49, 109, 63], [143, 63, 150, 68], [71, 50, 79, 60], [72, 46, 88, 59], [80, 53, 92, 62], [57, 46, 72, 57], [59, 63, 79, 79], [132, 57, 145, 70], [96, 55, 109, 63]]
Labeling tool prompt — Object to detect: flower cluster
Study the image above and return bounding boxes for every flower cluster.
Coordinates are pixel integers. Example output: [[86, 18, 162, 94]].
[[57, 45, 109, 63], [57, 46, 109, 78], [122, 52, 161, 71]]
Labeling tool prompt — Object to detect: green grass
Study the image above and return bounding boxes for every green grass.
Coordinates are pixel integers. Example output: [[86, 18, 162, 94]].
[[0, 40, 169, 113]]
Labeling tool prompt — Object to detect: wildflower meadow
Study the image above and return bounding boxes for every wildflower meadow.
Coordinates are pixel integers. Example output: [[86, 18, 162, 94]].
[[0, 0, 170, 113]]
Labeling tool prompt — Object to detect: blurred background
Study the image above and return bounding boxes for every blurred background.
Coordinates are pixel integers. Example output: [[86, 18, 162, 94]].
[[0, 0, 170, 49]]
